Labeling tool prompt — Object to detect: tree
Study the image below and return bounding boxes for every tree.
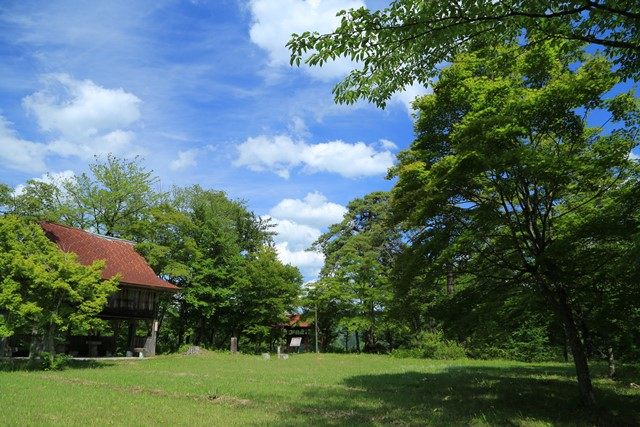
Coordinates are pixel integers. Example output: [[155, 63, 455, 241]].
[[10, 179, 80, 225], [136, 185, 297, 352], [312, 192, 401, 351], [63, 155, 166, 238], [2, 156, 166, 240], [236, 247, 302, 351], [0, 215, 118, 358], [288, 0, 639, 107], [389, 43, 639, 405]]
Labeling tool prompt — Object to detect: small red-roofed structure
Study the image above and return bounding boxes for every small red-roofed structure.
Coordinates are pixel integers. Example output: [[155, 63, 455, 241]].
[[39, 222, 179, 357], [281, 314, 312, 352]]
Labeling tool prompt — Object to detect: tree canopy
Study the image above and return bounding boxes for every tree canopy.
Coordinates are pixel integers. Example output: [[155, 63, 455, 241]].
[[288, 0, 640, 107], [389, 42, 639, 405], [311, 192, 401, 352]]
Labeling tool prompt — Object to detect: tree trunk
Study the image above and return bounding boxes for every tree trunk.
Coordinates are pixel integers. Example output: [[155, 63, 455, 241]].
[[355, 331, 360, 353], [539, 281, 595, 406], [446, 270, 455, 295], [28, 329, 40, 360], [557, 294, 596, 406], [127, 320, 136, 351], [44, 323, 56, 357], [344, 330, 349, 351]]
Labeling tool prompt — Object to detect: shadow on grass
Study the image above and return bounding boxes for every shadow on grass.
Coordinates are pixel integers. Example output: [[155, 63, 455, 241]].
[[280, 364, 640, 426], [0, 358, 115, 372]]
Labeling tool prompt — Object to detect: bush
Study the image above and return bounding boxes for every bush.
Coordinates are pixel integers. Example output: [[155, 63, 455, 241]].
[[37, 352, 70, 370], [391, 331, 467, 360]]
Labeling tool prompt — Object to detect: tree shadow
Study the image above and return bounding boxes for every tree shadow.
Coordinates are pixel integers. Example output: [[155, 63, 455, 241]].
[[279, 364, 640, 426], [0, 358, 115, 372]]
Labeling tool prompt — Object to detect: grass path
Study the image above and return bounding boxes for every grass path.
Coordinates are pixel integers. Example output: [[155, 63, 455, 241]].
[[1, 353, 638, 426]]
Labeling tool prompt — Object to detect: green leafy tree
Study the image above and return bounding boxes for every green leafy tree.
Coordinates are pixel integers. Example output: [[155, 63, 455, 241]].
[[288, 0, 639, 107], [313, 192, 400, 352], [10, 179, 81, 225], [63, 155, 166, 238], [0, 215, 118, 358], [236, 247, 302, 351], [390, 43, 639, 405], [136, 185, 296, 352]]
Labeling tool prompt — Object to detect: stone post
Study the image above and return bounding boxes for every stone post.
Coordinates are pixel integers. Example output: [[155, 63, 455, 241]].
[[143, 319, 158, 357]]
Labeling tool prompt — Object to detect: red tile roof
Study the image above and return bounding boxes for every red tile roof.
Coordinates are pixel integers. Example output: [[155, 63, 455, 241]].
[[41, 222, 179, 292], [287, 314, 311, 328]]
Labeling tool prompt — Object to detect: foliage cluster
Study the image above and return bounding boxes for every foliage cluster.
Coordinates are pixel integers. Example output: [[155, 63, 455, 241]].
[[391, 331, 467, 360]]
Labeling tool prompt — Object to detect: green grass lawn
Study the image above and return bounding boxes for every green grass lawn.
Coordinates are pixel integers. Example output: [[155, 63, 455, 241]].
[[1, 353, 638, 426]]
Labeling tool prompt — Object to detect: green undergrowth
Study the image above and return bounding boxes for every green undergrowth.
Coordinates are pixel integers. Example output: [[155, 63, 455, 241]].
[[1, 353, 638, 426]]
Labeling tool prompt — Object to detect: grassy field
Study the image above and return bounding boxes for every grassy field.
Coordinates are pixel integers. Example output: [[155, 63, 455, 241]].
[[1, 352, 639, 426]]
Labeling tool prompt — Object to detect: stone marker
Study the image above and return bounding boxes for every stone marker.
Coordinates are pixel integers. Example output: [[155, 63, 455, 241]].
[[230, 337, 238, 353]]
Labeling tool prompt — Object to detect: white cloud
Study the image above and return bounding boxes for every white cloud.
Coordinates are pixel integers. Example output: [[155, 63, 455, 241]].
[[270, 191, 346, 229], [20, 74, 143, 160], [235, 134, 301, 178], [629, 150, 639, 160], [234, 134, 394, 179], [274, 241, 325, 280], [248, 0, 364, 81], [170, 149, 199, 171], [267, 216, 321, 251], [0, 116, 47, 173], [301, 140, 393, 177], [267, 192, 346, 280], [23, 74, 141, 138]]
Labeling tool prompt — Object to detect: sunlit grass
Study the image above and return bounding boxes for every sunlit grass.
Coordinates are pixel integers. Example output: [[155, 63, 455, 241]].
[[1, 353, 638, 426]]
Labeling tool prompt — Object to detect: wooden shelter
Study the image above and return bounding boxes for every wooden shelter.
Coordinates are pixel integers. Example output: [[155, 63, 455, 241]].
[[281, 314, 312, 352], [39, 222, 179, 357]]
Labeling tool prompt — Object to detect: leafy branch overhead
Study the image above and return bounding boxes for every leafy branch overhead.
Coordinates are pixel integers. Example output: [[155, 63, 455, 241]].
[[288, 0, 640, 107]]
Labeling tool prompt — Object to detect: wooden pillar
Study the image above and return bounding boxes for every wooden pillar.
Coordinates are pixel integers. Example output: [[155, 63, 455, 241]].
[[127, 320, 136, 351]]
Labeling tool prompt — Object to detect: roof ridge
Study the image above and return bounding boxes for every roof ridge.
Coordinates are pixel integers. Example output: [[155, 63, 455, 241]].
[[41, 221, 135, 244]]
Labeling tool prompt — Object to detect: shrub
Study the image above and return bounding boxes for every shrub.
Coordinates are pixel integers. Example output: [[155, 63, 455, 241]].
[[391, 331, 467, 360], [37, 352, 70, 370]]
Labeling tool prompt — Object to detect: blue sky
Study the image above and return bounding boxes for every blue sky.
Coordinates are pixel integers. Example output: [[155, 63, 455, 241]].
[[0, 0, 422, 280]]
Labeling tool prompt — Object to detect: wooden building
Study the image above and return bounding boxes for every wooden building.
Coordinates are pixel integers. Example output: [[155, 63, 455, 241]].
[[39, 222, 179, 357], [281, 314, 312, 352]]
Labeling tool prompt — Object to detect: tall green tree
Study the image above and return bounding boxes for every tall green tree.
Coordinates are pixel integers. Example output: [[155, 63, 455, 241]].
[[390, 43, 639, 405], [288, 0, 639, 107], [312, 192, 401, 351], [236, 247, 302, 351], [0, 215, 118, 358], [136, 185, 298, 352], [64, 155, 166, 238]]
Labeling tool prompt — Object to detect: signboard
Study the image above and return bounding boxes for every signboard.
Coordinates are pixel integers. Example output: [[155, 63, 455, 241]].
[[289, 337, 302, 347]]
